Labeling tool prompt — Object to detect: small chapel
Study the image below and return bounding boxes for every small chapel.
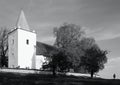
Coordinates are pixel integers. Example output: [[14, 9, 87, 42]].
[[8, 10, 56, 69]]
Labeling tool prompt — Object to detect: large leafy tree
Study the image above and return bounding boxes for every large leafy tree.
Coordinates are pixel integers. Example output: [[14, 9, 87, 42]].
[[81, 44, 108, 78], [0, 28, 9, 67], [53, 23, 85, 70]]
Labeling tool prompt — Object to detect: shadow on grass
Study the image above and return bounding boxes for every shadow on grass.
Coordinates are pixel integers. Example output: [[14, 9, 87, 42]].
[[0, 72, 120, 85]]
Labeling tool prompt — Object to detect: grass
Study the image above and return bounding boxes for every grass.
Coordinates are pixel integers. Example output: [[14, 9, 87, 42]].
[[0, 72, 120, 85]]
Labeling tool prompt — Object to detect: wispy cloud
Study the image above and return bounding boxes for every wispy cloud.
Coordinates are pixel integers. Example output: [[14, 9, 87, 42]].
[[84, 26, 120, 41], [37, 36, 55, 45]]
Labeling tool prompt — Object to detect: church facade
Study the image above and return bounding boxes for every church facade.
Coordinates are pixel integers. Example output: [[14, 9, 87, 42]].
[[8, 10, 53, 69]]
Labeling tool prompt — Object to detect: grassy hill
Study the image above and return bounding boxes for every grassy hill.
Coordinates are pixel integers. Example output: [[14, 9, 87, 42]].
[[0, 72, 120, 85]]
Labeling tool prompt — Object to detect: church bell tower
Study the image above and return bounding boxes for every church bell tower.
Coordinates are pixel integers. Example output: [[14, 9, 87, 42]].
[[8, 10, 36, 69]]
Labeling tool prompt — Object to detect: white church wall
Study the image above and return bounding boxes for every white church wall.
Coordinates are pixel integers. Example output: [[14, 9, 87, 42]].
[[35, 55, 46, 69], [8, 29, 18, 68], [17, 29, 36, 69]]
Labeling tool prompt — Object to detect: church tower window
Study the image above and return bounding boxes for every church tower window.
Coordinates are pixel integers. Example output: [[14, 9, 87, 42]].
[[26, 39, 29, 45]]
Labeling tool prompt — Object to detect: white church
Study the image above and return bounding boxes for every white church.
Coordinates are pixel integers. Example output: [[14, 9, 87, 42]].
[[8, 10, 56, 69]]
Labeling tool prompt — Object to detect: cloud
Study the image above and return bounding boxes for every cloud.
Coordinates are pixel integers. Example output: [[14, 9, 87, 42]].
[[83, 26, 120, 41], [37, 36, 55, 45], [94, 32, 120, 41], [82, 26, 104, 35], [107, 57, 120, 65]]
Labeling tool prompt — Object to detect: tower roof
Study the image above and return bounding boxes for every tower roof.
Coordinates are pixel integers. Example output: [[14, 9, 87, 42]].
[[16, 10, 30, 30]]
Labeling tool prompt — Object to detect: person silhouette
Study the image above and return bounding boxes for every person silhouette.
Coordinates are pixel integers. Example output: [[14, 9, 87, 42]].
[[113, 73, 116, 79]]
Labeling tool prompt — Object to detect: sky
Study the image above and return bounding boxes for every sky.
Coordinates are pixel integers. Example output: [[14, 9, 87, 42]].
[[0, 0, 120, 79]]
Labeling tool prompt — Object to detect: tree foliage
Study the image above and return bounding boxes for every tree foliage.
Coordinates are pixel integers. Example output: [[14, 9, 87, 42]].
[[54, 23, 85, 48], [42, 49, 71, 76], [81, 44, 108, 78], [53, 23, 85, 69], [73, 37, 96, 72], [0, 28, 9, 67]]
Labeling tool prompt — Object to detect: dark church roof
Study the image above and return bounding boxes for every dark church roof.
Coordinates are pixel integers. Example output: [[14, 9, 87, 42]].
[[36, 41, 58, 56]]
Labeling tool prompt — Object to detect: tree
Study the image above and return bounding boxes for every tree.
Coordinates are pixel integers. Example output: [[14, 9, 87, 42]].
[[81, 44, 108, 78], [53, 23, 85, 70], [0, 28, 9, 67], [73, 37, 99, 73], [51, 49, 71, 72], [42, 49, 71, 76]]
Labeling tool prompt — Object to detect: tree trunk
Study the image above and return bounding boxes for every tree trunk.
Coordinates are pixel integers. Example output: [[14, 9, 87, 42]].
[[0, 56, 1, 67], [91, 70, 94, 78], [52, 65, 56, 77]]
